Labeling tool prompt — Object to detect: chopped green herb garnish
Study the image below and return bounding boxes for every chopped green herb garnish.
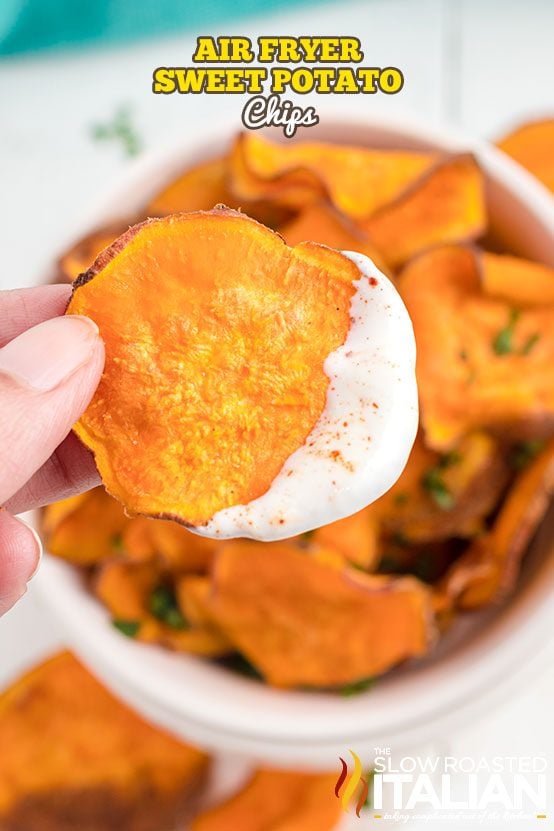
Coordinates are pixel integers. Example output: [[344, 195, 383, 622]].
[[340, 676, 374, 696], [510, 439, 545, 470], [394, 492, 409, 507], [148, 585, 188, 630], [521, 332, 540, 355], [299, 529, 316, 547], [439, 450, 461, 468], [91, 106, 142, 158], [492, 308, 520, 355], [421, 468, 454, 510], [112, 619, 141, 638], [459, 349, 468, 362], [421, 450, 460, 511]]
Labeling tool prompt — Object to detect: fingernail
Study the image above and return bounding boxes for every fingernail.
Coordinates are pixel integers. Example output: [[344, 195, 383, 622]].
[[0, 315, 100, 392], [24, 521, 43, 581]]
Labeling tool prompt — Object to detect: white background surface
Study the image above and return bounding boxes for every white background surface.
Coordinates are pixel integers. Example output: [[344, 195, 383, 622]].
[[0, 0, 553, 828]]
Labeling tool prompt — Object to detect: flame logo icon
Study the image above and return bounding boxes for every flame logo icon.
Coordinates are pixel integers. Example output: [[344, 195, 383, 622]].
[[334, 750, 369, 817]]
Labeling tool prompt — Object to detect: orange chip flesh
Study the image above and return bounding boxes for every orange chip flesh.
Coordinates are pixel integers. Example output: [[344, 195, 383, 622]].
[[311, 506, 380, 570], [0, 652, 209, 830], [375, 431, 509, 543], [229, 134, 325, 209], [205, 541, 435, 688], [42, 486, 217, 572], [67, 208, 358, 527], [399, 245, 554, 449], [231, 133, 436, 219], [364, 155, 486, 269], [95, 559, 230, 656], [442, 440, 554, 608], [481, 252, 554, 306], [121, 515, 216, 571], [42, 487, 128, 565], [497, 118, 554, 193], [147, 157, 232, 216], [191, 768, 341, 831], [280, 200, 390, 275]]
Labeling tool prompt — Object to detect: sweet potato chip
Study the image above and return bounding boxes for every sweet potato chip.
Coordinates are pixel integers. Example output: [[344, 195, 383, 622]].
[[58, 223, 130, 283], [176, 576, 214, 628], [364, 155, 486, 269], [375, 431, 509, 542], [230, 134, 325, 209], [311, 506, 380, 570], [0, 652, 209, 831], [42, 487, 129, 565], [442, 439, 554, 608], [122, 516, 216, 572], [205, 541, 435, 687], [191, 768, 340, 831], [145, 155, 291, 229], [399, 245, 554, 449], [280, 201, 389, 274], [43, 487, 215, 572], [497, 118, 554, 192], [67, 207, 359, 528], [147, 157, 232, 216], [96, 559, 160, 620], [231, 133, 436, 219], [96, 560, 229, 655], [481, 252, 554, 306]]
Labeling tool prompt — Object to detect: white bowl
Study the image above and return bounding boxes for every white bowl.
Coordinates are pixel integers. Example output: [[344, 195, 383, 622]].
[[34, 112, 554, 768]]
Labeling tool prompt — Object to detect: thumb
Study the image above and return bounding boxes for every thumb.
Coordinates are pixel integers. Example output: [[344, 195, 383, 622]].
[[0, 315, 105, 505]]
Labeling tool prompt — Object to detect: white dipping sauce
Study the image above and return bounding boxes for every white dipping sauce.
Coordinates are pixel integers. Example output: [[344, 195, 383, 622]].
[[192, 251, 418, 541]]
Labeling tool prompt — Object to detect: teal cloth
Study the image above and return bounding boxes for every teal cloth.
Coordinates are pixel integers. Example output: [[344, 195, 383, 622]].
[[0, 0, 313, 56]]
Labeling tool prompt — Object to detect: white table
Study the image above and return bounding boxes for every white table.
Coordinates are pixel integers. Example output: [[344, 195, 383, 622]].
[[0, 1, 553, 827]]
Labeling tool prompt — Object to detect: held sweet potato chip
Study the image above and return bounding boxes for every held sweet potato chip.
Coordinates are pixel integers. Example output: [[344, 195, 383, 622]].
[[204, 541, 435, 688], [231, 132, 436, 219], [67, 206, 418, 540], [399, 245, 554, 449], [0, 652, 209, 831], [497, 118, 554, 193], [363, 155, 486, 269], [442, 440, 554, 609], [191, 768, 341, 831]]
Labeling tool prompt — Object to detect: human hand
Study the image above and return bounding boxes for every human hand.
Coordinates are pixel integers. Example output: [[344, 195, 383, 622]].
[[0, 285, 104, 615]]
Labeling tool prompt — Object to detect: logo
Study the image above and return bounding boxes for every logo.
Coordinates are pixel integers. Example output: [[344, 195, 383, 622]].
[[334, 750, 370, 817], [334, 749, 548, 822]]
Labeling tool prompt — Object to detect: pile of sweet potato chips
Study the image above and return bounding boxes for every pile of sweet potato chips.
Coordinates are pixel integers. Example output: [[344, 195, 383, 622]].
[[44, 118, 554, 692], [0, 653, 341, 830]]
